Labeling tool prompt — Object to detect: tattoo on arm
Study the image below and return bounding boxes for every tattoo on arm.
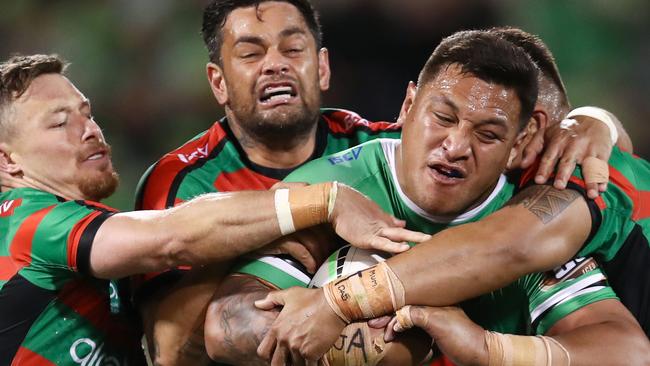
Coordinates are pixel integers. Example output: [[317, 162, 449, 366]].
[[507, 185, 581, 224], [209, 275, 276, 365]]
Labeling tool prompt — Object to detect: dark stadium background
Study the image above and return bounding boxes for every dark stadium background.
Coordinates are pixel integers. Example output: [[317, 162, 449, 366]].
[[1, 0, 648, 210]]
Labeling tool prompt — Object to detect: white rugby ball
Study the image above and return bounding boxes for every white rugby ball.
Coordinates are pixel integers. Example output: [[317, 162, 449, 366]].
[[309, 245, 391, 288]]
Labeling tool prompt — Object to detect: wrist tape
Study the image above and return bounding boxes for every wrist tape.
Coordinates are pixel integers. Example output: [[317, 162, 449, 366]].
[[323, 261, 406, 324], [566, 106, 618, 145], [486, 331, 570, 366], [320, 322, 387, 366], [274, 182, 337, 235]]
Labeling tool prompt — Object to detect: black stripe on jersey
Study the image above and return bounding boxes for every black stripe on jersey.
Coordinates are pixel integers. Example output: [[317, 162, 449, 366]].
[[165, 133, 230, 208], [517, 179, 602, 246], [77, 212, 115, 275], [0, 274, 56, 365], [530, 279, 608, 331], [134, 163, 155, 210], [221, 117, 329, 181], [563, 181, 603, 245], [601, 224, 650, 337], [336, 246, 351, 278], [274, 254, 312, 280]]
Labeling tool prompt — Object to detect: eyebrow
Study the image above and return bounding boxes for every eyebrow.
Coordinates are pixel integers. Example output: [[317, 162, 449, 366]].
[[433, 95, 508, 129], [431, 95, 459, 114], [476, 117, 508, 130], [234, 26, 307, 47], [279, 26, 307, 39], [47, 98, 91, 115]]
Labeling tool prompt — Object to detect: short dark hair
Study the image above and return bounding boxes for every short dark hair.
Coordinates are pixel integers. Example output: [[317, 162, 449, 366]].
[[488, 26, 569, 109], [202, 0, 323, 64], [418, 30, 539, 128], [0, 54, 68, 139]]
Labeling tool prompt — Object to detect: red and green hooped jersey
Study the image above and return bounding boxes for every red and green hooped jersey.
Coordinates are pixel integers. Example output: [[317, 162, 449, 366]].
[[519, 146, 650, 335], [132, 108, 401, 295], [0, 188, 144, 365]]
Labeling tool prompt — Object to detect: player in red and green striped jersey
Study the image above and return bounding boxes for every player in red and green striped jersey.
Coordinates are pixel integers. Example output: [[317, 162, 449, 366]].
[[0, 54, 421, 366]]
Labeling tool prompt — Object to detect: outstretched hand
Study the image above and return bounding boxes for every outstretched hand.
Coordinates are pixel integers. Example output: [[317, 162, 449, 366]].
[[520, 115, 612, 199], [330, 184, 431, 253]]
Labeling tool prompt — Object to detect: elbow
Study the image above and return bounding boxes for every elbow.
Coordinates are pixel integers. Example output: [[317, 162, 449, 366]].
[[627, 334, 650, 366], [204, 297, 235, 362]]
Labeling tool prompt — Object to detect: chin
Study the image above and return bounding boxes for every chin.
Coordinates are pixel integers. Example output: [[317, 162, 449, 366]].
[[79, 171, 119, 201]]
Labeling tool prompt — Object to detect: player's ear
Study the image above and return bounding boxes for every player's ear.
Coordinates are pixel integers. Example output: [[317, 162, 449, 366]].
[[507, 113, 542, 169], [0, 143, 22, 176], [396, 81, 417, 126], [318, 47, 331, 92], [207, 62, 228, 105]]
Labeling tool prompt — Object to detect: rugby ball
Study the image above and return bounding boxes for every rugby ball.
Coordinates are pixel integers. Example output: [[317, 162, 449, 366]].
[[309, 245, 391, 288]]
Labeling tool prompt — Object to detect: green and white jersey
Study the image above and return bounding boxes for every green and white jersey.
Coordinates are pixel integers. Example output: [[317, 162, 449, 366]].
[[0, 188, 144, 365], [518, 146, 650, 334], [233, 139, 616, 335]]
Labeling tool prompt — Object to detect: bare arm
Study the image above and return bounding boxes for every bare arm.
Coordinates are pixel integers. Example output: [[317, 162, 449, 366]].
[[90, 191, 279, 279], [140, 265, 227, 366], [254, 185, 596, 362], [392, 184, 591, 305], [89, 184, 426, 279], [205, 274, 431, 365], [403, 299, 650, 366]]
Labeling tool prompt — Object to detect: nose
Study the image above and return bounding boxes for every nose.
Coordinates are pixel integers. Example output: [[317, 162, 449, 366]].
[[261, 48, 289, 76], [441, 126, 471, 161], [81, 118, 104, 143]]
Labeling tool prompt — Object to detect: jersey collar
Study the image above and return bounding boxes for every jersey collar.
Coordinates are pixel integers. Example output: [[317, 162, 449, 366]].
[[381, 139, 507, 225]]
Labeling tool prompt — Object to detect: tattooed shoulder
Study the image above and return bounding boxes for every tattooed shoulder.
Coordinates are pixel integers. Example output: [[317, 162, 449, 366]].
[[507, 185, 582, 224]]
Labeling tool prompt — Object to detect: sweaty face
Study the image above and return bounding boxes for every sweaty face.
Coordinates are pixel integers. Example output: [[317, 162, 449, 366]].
[[397, 64, 522, 216], [217, 1, 329, 139], [6, 74, 118, 201]]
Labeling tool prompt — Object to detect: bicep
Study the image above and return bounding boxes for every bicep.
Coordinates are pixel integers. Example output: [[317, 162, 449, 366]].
[[89, 210, 170, 279], [498, 184, 593, 271]]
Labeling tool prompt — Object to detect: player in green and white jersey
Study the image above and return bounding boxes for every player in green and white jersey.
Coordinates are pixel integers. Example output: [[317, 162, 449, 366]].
[[245, 30, 649, 365]]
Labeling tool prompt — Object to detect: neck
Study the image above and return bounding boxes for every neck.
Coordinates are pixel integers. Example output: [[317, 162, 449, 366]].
[[0, 174, 82, 201], [226, 113, 319, 169], [394, 143, 501, 221]]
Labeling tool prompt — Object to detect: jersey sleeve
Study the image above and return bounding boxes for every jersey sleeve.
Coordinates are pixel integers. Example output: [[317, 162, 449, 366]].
[[17, 201, 114, 290], [523, 257, 617, 335], [519, 148, 649, 261]]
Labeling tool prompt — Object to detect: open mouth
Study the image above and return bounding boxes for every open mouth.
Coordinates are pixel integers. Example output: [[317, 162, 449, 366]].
[[84, 149, 107, 162], [429, 163, 466, 180], [259, 84, 297, 103]]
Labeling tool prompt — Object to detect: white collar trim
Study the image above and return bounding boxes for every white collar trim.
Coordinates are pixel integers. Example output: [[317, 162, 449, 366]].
[[380, 139, 506, 224]]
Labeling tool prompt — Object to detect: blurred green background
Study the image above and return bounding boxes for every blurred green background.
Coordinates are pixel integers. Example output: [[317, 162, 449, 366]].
[[1, 0, 648, 210]]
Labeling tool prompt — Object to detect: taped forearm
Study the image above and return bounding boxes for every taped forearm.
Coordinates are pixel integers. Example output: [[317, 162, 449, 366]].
[[323, 262, 405, 323]]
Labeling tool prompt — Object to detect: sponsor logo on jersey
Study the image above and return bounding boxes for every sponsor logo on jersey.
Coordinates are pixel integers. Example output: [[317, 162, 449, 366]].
[[177, 143, 209, 164], [541, 257, 598, 288], [0, 198, 21, 217], [328, 146, 363, 165], [341, 111, 370, 129], [70, 338, 124, 366]]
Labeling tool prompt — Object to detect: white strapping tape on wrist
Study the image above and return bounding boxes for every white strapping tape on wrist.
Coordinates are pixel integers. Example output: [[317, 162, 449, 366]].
[[566, 106, 618, 144], [274, 189, 295, 235], [327, 181, 338, 220]]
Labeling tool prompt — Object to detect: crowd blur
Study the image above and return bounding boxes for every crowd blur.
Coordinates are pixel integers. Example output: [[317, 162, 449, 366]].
[[1, 0, 648, 209]]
